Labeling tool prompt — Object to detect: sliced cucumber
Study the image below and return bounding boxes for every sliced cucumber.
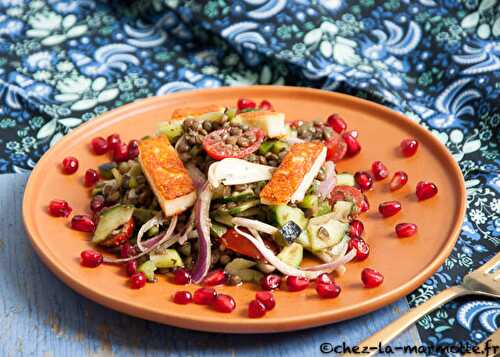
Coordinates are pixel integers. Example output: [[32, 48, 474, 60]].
[[150, 249, 184, 268], [224, 258, 256, 275], [220, 188, 256, 203], [308, 218, 348, 252], [133, 208, 160, 225], [210, 223, 227, 238], [317, 200, 332, 216], [277, 242, 303, 267], [333, 200, 354, 220], [237, 269, 263, 283], [227, 200, 260, 215], [211, 211, 234, 226], [336, 173, 355, 187], [157, 121, 183, 142], [259, 140, 276, 155], [138, 260, 157, 282], [299, 194, 318, 210], [270, 205, 308, 229], [92, 205, 134, 244]]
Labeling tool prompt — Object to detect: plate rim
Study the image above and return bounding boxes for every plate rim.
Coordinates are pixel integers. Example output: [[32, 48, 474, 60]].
[[22, 85, 466, 333]]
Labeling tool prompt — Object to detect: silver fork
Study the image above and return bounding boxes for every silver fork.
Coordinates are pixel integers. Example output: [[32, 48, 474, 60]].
[[343, 252, 500, 357]]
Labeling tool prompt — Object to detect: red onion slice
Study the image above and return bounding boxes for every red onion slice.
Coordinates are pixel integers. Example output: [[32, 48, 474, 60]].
[[186, 162, 207, 191], [136, 215, 163, 252], [191, 183, 213, 283], [317, 161, 336, 200], [178, 211, 195, 245]]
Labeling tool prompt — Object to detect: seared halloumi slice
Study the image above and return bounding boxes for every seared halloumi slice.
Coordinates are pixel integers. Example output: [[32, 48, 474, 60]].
[[260, 142, 327, 205], [139, 136, 196, 216], [170, 105, 225, 121], [234, 110, 287, 138]]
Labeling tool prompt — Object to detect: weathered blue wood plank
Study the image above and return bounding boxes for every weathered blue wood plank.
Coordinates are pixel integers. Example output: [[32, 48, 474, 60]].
[[0, 174, 419, 357]]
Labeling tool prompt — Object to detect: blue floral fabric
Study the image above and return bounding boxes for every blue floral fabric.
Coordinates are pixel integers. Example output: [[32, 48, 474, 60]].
[[0, 0, 498, 350]]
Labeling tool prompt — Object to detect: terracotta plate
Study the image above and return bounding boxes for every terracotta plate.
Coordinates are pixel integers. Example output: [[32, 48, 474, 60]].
[[23, 86, 466, 333]]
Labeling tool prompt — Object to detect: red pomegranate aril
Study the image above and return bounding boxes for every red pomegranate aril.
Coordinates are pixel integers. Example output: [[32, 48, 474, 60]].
[[212, 294, 236, 313], [174, 268, 191, 285], [84, 169, 100, 187], [248, 299, 267, 318], [90, 195, 105, 213], [348, 237, 370, 261], [378, 201, 402, 217], [90, 137, 108, 155], [120, 242, 136, 258], [61, 156, 78, 174], [203, 269, 226, 286], [193, 287, 217, 305], [354, 171, 373, 191], [113, 143, 129, 162], [125, 260, 138, 276], [416, 181, 438, 200], [48, 199, 72, 217], [400, 138, 419, 157], [237, 98, 256, 111], [256, 291, 276, 311], [80, 250, 103, 267], [395, 223, 418, 238], [71, 215, 95, 232], [316, 283, 341, 298], [316, 273, 332, 285], [107, 134, 121, 151], [286, 276, 309, 292], [127, 140, 140, 160], [342, 132, 361, 156], [361, 268, 384, 288], [371, 161, 389, 180], [360, 195, 370, 213], [349, 220, 364, 238], [173, 291, 192, 305], [326, 114, 347, 133], [258, 99, 273, 111], [261, 274, 281, 290], [130, 272, 147, 289], [390, 171, 408, 191]]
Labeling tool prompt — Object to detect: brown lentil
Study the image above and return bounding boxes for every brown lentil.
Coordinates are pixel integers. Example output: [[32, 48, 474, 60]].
[[237, 136, 250, 147], [226, 274, 242, 286], [229, 127, 242, 136], [202, 121, 212, 131], [219, 254, 231, 265]]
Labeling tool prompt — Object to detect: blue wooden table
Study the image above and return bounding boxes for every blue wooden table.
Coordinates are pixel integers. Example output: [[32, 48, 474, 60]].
[[0, 174, 420, 356]]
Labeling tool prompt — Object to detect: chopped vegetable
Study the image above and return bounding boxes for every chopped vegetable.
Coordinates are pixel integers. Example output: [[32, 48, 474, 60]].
[[150, 249, 184, 268], [279, 221, 302, 245], [277, 242, 303, 267], [203, 128, 265, 161], [92, 205, 135, 244]]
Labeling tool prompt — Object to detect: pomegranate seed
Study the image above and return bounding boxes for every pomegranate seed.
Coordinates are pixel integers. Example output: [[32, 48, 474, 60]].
[[395, 223, 418, 238], [80, 250, 103, 267], [174, 268, 191, 285], [193, 287, 217, 305], [212, 294, 236, 313], [203, 269, 226, 286], [261, 274, 281, 290], [400, 138, 419, 157], [316, 283, 341, 298], [258, 100, 273, 111], [342, 132, 361, 157], [326, 114, 347, 133], [248, 299, 267, 318], [286, 276, 309, 292], [125, 260, 138, 276], [290, 120, 303, 129], [416, 181, 438, 200], [256, 291, 276, 311], [113, 143, 129, 162], [130, 272, 147, 289], [348, 237, 370, 261], [90, 137, 108, 155], [316, 273, 332, 285], [84, 169, 100, 187], [360, 195, 370, 213], [71, 215, 95, 232], [90, 195, 105, 213], [237, 98, 256, 111], [349, 220, 364, 238], [361, 268, 384, 288], [371, 161, 389, 180], [120, 242, 136, 258], [378, 201, 402, 217], [127, 140, 139, 160], [354, 171, 373, 191], [61, 156, 78, 174], [390, 171, 408, 191], [48, 199, 72, 217], [107, 134, 121, 151], [173, 291, 192, 305]]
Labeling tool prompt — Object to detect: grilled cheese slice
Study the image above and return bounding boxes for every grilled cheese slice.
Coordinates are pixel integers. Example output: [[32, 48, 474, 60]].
[[260, 142, 327, 205], [234, 110, 287, 138], [139, 135, 196, 216], [170, 105, 225, 121]]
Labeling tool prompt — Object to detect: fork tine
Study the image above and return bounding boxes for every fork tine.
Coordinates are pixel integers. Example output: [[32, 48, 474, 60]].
[[478, 252, 500, 273]]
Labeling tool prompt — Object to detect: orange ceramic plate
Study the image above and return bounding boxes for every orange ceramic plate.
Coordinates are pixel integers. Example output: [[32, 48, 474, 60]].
[[23, 86, 466, 333]]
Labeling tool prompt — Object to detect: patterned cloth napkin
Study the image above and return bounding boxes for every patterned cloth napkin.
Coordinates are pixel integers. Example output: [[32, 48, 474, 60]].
[[0, 0, 498, 346]]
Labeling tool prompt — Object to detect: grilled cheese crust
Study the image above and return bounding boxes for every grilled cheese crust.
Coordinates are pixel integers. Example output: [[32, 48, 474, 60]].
[[260, 142, 327, 205], [170, 105, 225, 121], [139, 135, 196, 216], [234, 110, 286, 138]]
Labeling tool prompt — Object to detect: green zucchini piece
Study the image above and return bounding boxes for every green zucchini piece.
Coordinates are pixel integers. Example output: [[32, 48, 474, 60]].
[[138, 260, 157, 282], [210, 223, 227, 238], [150, 249, 183, 268], [227, 200, 260, 215], [277, 242, 303, 267], [336, 173, 355, 187], [157, 121, 183, 142], [259, 140, 276, 155], [92, 205, 134, 244]]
